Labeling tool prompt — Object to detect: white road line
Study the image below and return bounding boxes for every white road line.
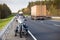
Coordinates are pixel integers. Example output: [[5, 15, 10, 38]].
[[50, 20, 60, 22], [54, 24, 60, 26], [28, 30, 37, 40]]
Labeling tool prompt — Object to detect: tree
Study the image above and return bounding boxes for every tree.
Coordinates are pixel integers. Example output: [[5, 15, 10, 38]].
[[22, 8, 31, 15], [0, 4, 3, 19], [53, 0, 60, 9], [3, 4, 11, 16], [0, 4, 11, 19]]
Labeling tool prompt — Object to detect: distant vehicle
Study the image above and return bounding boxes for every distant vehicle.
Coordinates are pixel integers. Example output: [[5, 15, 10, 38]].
[[31, 5, 50, 20]]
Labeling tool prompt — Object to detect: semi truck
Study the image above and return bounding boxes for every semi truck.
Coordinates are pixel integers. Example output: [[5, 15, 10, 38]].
[[31, 5, 49, 20]]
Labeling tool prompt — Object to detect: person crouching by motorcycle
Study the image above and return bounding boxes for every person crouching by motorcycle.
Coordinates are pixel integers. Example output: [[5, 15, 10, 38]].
[[14, 15, 28, 37]]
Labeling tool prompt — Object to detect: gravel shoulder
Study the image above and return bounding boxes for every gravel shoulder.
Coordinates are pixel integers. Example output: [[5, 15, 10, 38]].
[[3, 21, 26, 40]]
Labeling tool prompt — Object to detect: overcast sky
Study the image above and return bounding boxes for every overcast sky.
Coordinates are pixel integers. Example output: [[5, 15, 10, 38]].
[[0, 0, 44, 12]]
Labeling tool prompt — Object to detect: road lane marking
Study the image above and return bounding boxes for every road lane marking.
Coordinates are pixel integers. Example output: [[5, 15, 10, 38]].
[[49, 20, 60, 26], [49, 20, 60, 22], [28, 30, 37, 40], [54, 24, 60, 26]]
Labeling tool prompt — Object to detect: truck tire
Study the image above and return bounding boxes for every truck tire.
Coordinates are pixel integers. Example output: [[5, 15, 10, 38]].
[[41, 18, 44, 20]]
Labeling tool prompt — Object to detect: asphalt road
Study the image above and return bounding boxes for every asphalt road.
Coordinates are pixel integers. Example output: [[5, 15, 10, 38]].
[[25, 18, 60, 40]]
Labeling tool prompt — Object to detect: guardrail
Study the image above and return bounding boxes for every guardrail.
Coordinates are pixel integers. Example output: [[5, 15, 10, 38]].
[[0, 16, 16, 40]]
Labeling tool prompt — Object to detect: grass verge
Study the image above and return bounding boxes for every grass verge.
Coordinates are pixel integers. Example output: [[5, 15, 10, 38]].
[[0, 15, 14, 30]]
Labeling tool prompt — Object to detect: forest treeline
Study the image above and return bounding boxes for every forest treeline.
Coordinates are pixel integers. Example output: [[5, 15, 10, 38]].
[[21, 0, 60, 16], [0, 4, 11, 19]]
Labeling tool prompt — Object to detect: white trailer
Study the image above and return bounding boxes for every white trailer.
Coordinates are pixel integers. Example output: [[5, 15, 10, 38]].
[[31, 5, 47, 20]]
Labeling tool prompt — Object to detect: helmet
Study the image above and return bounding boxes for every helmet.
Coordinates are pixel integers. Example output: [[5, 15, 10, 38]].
[[19, 11, 23, 14]]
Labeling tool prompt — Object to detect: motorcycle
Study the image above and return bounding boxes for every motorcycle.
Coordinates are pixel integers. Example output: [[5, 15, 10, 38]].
[[15, 18, 28, 38]]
